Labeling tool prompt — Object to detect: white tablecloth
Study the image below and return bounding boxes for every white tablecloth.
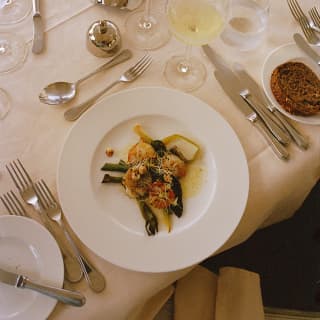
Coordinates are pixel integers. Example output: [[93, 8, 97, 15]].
[[0, 1, 319, 319]]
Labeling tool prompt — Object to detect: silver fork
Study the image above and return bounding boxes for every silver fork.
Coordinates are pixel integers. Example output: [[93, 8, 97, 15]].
[[287, 0, 320, 45], [64, 54, 153, 121], [309, 7, 320, 32], [6, 159, 83, 284], [0, 190, 27, 216], [34, 179, 106, 293]]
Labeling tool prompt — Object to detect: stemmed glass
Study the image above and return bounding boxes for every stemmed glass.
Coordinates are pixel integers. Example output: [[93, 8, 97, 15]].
[[164, 0, 229, 92], [0, 0, 31, 119], [125, 0, 171, 50]]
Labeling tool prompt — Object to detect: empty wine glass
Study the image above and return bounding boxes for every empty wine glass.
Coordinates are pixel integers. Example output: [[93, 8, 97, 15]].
[[0, 0, 31, 25], [0, 88, 10, 119], [125, 0, 171, 50], [164, 0, 229, 92]]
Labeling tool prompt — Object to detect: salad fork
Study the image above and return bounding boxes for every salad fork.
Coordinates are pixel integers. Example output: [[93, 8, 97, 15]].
[[0, 190, 27, 216], [64, 54, 152, 121], [309, 7, 320, 32], [5, 159, 83, 284], [287, 0, 320, 45], [34, 179, 106, 293]]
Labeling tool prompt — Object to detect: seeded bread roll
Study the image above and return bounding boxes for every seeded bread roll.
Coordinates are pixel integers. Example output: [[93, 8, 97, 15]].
[[270, 61, 320, 116]]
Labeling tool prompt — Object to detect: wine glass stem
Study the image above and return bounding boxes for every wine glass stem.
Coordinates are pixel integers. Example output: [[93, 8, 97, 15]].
[[177, 45, 192, 74], [139, 0, 152, 30]]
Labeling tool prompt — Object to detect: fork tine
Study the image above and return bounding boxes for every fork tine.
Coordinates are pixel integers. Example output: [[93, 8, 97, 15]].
[[0, 191, 27, 216], [130, 54, 151, 73], [34, 181, 49, 209], [6, 159, 33, 191], [310, 7, 320, 27], [134, 56, 152, 76]]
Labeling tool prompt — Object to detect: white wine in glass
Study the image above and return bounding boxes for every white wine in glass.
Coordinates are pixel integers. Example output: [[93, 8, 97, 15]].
[[164, 0, 229, 92]]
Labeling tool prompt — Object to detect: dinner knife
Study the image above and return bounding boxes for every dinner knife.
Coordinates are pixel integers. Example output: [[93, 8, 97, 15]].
[[32, 0, 44, 54], [232, 62, 309, 150], [294, 33, 320, 66], [0, 267, 85, 307], [214, 70, 289, 160], [202, 45, 290, 146]]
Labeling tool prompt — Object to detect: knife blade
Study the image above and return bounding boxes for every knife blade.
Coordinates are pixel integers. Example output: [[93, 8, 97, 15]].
[[214, 70, 289, 160], [202, 45, 290, 146], [32, 0, 44, 54], [294, 33, 320, 66], [232, 62, 309, 150], [0, 267, 85, 306]]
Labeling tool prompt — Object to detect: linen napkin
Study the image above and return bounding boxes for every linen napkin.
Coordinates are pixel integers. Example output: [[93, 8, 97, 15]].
[[174, 265, 264, 320]]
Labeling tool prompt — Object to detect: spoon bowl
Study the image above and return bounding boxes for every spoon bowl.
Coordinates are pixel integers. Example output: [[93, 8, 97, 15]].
[[39, 82, 77, 105]]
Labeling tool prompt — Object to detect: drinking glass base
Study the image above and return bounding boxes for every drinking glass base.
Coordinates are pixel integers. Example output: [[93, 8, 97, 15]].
[[0, 88, 10, 119], [164, 55, 207, 92], [0, 32, 28, 74], [125, 10, 171, 50]]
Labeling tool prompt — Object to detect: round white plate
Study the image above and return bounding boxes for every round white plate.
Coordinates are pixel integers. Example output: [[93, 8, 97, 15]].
[[0, 215, 64, 320], [57, 86, 249, 272], [262, 43, 320, 125]]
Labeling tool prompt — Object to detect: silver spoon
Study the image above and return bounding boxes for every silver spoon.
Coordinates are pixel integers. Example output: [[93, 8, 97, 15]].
[[39, 49, 132, 105]]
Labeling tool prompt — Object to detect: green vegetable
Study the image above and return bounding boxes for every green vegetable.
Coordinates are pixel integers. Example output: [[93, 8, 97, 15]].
[[101, 174, 123, 183], [101, 160, 129, 172], [137, 200, 158, 236]]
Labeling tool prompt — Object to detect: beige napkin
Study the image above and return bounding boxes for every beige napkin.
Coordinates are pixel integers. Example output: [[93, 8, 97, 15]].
[[174, 265, 264, 320]]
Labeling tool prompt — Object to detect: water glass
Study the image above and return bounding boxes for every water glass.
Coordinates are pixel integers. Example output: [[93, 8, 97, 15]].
[[220, 0, 269, 51]]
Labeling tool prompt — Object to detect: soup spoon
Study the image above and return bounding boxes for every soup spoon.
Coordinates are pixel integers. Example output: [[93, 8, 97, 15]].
[[39, 49, 132, 105]]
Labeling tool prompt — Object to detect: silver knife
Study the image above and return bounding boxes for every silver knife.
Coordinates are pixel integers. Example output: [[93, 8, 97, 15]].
[[202, 45, 290, 146], [215, 70, 289, 160], [32, 0, 44, 54], [294, 33, 320, 66], [232, 62, 309, 150], [0, 267, 85, 306]]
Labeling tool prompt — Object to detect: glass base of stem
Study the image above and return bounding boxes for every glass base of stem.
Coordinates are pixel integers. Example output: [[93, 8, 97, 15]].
[[125, 10, 171, 50], [164, 55, 207, 92], [0, 88, 10, 119]]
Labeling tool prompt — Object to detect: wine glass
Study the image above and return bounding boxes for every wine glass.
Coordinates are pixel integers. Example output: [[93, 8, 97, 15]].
[[0, 0, 32, 25], [125, 0, 171, 50], [0, 0, 31, 119], [164, 0, 229, 92]]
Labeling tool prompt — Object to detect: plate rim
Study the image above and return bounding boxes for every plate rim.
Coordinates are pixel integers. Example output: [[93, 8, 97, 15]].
[[0, 215, 64, 320], [57, 86, 249, 272], [261, 42, 320, 125]]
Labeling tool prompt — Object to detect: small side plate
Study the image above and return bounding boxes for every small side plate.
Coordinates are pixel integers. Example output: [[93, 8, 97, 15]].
[[262, 42, 320, 125]]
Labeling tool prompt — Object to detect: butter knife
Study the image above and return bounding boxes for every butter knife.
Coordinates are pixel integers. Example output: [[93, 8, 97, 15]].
[[202, 45, 290, 146], [0, 267, 85, 307], [215, 70, 289, 160], [32, 0, 44, 54], [232, 62, 309, 150], [293, 33, 320, 66]]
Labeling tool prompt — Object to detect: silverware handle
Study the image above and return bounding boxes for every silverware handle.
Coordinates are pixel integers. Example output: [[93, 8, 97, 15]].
[[23, 277, 86, 307], [273, 109, 309, 150], [64, 80, 119, 121], [76, 49, 132, 85], [243, 95, 290, 145], [32, 202, 83, 283], [32, 0, 40, 14], [252, 117, 289, 160], [60, 223, 106, 293]]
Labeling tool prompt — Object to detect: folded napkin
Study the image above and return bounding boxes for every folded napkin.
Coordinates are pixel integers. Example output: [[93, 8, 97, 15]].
[[174, 265, 265, 320]]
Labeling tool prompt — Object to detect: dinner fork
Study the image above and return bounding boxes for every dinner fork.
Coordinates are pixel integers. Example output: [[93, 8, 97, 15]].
[[6, 159, 83, 284], [64, 54, 152, 121], [0, 190, 27, 216], [34, 179, 106, 293], [287, 0, 320, 45], [309, 7, 320, 32]]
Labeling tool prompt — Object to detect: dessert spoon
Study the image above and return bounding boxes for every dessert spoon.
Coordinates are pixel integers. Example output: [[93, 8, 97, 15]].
[[39, 49, 132, 105]]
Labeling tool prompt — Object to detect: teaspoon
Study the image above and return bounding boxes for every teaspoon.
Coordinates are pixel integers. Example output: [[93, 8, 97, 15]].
[[39, 49, 132, 105]]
